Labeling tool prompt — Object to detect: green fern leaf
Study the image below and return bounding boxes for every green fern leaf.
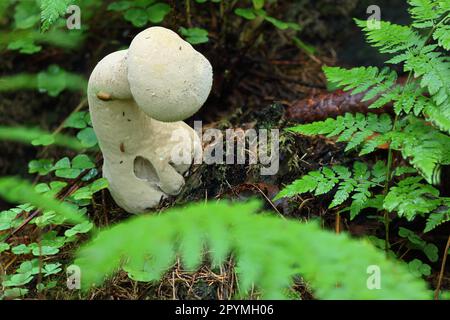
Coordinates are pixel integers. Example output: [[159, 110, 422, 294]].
[[0, 176, 86, 224], [40, 0, 71, 32], [383, 176, 441, 220], [276, 162, 385, 220], [355, 19, 423, 54], [433, 24, 450, 50], [74, 201, 430, 299], [424, 209, 450, 232], [408, 0, 445, 28], [392, 117, 450, 184]]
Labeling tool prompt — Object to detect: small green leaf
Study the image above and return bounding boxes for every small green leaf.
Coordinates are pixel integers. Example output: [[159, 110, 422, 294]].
[[64, 112, 88, 129], [17, 259, 40, 275], [77, 127, 98, 148], [28, 159, 54, 175], [0, 242, 10, 253], [2, 273, 34, 287], [2, 288, 29, 298], [147, 3, 170, 23], [124, 8, 148, 27], [65, 221, 94, 237], [72, 154, 95, 170], [55, 168, 83, 179], [53, 157, 71, 170], [43, 263, 62, 276], [234, 8, 256, 20], [90, 178, 109, 193], [423, 243, 438, 263], [408, 259, 431, 277], [11, 244, 32, 255], [32, 245, 59, 256], [31, 134, 55, 146], [35, 183, 51, 194], [180, 27, 209, 44], [8, 39, 42, 54], [37, 65, 67, 96], [252, 0, 264, 9], [107, 1, 133, 11]]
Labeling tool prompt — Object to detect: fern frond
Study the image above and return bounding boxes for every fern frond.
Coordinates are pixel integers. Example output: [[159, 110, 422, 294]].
[[40, 0, 71, 32], [424, 101, 450, 133], [391, 117, 450, 184], [383, 176, 442, 221], [0, 176, 86, 224], [355, 19, 424, 53], [433, 23, 450, 49], [323, 66, 398, 107], [289, 113, 393, 155], [404, 50, 450, 106], [408, 0, 446, 28], [275, 162, 386, 219], [74, 201, 430, 299], [424, 208, 450, 232]]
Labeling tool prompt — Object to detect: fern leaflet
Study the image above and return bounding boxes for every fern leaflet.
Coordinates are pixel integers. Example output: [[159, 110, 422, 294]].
[[74, 201, 430, 299]]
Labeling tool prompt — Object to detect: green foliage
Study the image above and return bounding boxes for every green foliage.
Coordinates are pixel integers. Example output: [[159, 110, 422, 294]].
[[0, 167, 106, 299], [234, 2, 301, 31], [40, 0, 71, 32], [0, 65, 87, 97], [277, 1, 450, 281], [75, 201, 430, 299], [0, 177, 86, 225], [424, 209, 450, 232], [0, 126, 84, 151], [398, 227, 439, 262], [383, 177, 446, 221], [275, 161, 386, 219], [288, 114, 450, 185], [63, 111, 98, 148], [407, 0, 449, 29], [0, 29, 84, 54], [180, 27, 209, 44], [107, 0, 171, 27], [0, 0, 85, 54]]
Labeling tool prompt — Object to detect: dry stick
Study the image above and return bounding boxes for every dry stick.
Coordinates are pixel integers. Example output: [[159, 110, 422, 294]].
[[335, 213, 340, 234], [434, 235, 450, 300], [251, 183, 284, 219]]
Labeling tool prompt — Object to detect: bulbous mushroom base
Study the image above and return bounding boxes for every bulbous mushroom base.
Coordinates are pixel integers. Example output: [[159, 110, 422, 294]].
[[102, 121, 201, 214]]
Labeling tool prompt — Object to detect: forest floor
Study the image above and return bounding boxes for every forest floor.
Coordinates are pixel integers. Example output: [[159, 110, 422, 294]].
[[0, 0, 448, 299]]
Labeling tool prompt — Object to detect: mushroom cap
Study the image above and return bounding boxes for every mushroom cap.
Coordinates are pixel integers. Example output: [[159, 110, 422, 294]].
[[127, 27, 213, 122], [88, 50, 132, 100]]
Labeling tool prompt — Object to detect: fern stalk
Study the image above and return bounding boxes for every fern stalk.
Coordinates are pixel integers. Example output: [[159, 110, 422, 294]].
[[434, 235, 450, 299]]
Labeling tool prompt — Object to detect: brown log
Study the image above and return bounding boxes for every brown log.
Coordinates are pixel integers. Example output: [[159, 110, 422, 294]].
[[285, 90, 391, 123]]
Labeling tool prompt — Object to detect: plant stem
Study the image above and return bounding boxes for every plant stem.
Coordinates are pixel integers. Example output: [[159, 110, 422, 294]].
[[434, 235, 450, 300], [185, 0, 192, 27], [335, 212, 340, 234], [382, 113, 398, 254]]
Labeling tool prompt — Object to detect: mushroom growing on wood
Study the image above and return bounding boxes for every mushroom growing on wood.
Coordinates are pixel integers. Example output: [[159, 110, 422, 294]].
[[87, 27, 212, 213]]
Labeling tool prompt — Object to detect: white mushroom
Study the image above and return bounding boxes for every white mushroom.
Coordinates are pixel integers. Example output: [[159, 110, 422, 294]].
[[87, 27, 212, 213]]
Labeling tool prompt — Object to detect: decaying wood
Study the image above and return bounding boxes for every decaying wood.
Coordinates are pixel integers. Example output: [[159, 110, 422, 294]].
[[285, 90, 389, 123]]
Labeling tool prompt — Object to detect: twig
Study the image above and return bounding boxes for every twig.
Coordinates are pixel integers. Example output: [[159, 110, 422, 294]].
[[434, 235, 450, 300], [251, 183, 284, 219], [335, 213, 340, 234]]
